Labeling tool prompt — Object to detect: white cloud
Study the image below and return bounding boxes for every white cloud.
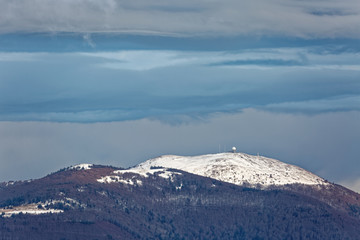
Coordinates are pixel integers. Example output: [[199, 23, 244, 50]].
[[1, 0, 360, 38], [0, 48, 357, 72], [81, 51, 197, 71], [80, 48, 360, 71]]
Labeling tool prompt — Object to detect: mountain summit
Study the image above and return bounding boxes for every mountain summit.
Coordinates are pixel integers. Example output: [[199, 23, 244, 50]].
[[133, 152, 327, 187], [1, 152, 360, 239]]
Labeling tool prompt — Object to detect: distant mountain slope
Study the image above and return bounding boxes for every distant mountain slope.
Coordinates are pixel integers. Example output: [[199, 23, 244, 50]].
[[1, 153, 360, 240]]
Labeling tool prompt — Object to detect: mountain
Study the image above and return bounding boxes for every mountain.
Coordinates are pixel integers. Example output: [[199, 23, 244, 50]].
[[130, 153, 327, 186], [1, 153, 360, 240]]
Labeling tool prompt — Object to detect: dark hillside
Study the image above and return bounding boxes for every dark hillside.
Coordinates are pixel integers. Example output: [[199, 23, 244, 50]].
[[1, 166, 360, 240]]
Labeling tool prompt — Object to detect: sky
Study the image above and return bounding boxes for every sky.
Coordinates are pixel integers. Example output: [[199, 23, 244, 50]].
[[0, 0, 359, 192]]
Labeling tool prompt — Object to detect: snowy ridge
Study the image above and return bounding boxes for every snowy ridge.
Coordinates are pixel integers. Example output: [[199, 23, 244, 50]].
[[134, 152, 327, 187], [97, 167, 182, 185], [113, 168, 182, 179]]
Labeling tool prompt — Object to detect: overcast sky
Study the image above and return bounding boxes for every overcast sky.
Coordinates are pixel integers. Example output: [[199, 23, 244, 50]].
[[0, 0, 359, 192]]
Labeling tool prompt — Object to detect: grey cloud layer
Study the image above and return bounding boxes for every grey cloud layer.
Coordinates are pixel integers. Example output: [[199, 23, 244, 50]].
[[0, 48, 359, 123], [1, 0, 360, 38]]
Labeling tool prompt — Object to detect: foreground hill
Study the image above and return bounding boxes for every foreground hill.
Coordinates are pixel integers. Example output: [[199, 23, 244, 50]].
[[1, 153, 360, 239]]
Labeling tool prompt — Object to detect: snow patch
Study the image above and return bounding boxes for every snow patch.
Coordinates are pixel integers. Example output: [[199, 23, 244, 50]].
[[3, 179, 32, 187], [69, 164, 93, 170], [0, 204, 63, 218], [77, 186, 86, 192], [176, 183, 183, 190], [40, 198, 86, 209], [0, 196, 86, 218], [113, 168, 181, 179], [97, 176, 143, 186], [5, 181, 15, 186], [97, 167, 182, 185]]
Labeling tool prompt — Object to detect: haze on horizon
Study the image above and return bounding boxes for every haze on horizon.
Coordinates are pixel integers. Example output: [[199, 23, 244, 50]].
[[0, 0, 359, 192]]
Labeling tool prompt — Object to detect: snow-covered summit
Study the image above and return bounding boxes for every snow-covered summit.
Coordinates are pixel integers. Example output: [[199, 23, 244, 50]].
[[133, 152, 327, 187]]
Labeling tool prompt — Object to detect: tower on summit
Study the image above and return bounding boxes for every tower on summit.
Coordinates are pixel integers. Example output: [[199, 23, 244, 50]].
[[232, 147, 236, 153]]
